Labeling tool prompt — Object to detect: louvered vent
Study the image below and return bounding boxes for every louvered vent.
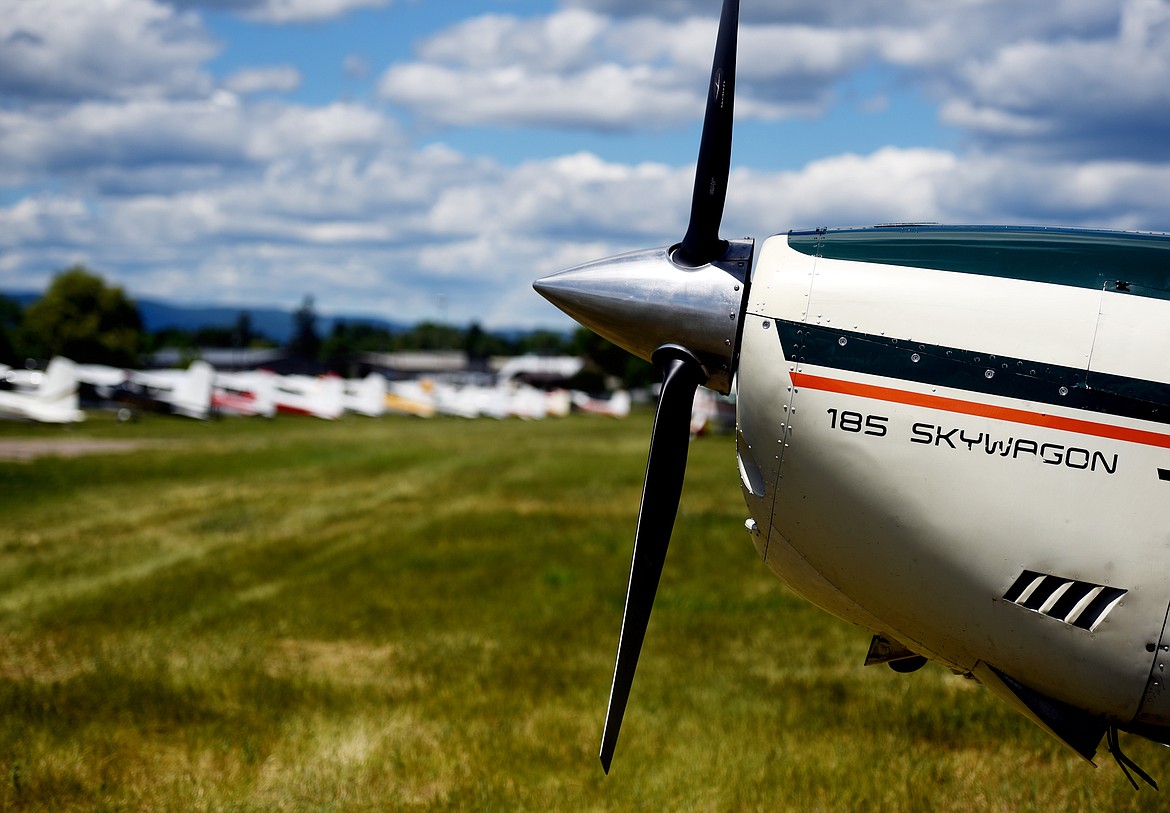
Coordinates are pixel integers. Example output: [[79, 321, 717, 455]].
[[1003, 570, 1126, 631]]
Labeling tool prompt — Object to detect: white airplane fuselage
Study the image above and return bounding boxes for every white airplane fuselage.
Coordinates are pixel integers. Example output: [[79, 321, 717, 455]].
[[532, 0, 1170, 775], [735, 226, 1170, 743]]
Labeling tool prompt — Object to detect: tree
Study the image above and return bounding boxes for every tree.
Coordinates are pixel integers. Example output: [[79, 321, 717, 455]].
[[22, 266, 143, 366], [0, 295, 24, 365], [232, 312, 253, 349], [288, 295, 321, 359], [321, 320, 397, 364], [570, 327, 653, 390]]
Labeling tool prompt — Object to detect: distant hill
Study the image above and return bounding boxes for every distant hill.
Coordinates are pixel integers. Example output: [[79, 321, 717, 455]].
[[3, 290, 405, 344]]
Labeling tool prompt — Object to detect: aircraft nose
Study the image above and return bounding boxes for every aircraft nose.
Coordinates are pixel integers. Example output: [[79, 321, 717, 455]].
[[533, 239, 753, 395]]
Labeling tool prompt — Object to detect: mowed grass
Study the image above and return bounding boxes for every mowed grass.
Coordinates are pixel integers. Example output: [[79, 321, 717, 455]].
[[0, 411, 1167, 811]]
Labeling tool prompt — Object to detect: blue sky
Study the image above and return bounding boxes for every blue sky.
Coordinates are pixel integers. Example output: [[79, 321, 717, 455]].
[[2, 0, 1170, 328]]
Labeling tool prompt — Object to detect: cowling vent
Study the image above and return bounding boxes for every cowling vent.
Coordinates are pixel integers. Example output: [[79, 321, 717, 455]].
[[1003, 571, 1126, 632]]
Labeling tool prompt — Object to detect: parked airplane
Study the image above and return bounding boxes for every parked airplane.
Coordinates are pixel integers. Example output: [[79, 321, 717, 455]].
[[570, 389, 632, 419], [272, 372, 345, 419], [213, 370, 277, 418], [343, 372, 387, 418], [534, 0, 1170, 787], [385, 378, 438, 418], [0, 356, 84, 423], [78, 360, 215, 420]]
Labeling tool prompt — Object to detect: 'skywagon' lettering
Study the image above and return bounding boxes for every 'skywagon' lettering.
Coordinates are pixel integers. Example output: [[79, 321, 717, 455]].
[[910, 422, 1118, 474]]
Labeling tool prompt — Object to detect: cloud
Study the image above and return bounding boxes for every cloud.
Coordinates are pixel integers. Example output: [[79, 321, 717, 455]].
[[223, 66, 302, 95], [380, 61, 705, 131], [377, 8, 855, 130], [6, 119, 1166, 329], [0, 94, 400, 189], [0, 0, 217, 102], [166, 0, 391, 24], [376, 9, 699, 131], [344, 54, 371, 80], [3, 0, 1170, 330], [939, 0, 1170, 160], [380, 1, 1169, 166]]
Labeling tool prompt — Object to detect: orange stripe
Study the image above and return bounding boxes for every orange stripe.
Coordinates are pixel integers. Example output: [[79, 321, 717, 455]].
[[790, 371, 1170, 450]]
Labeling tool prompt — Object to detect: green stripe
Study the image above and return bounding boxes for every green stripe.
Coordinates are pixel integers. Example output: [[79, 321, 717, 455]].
[[776, 320, 1170, 425], [788, 225, 1170, 297]]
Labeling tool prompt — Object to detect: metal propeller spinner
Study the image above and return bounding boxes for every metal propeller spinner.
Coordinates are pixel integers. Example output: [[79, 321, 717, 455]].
[[532, 0, 752, 773]]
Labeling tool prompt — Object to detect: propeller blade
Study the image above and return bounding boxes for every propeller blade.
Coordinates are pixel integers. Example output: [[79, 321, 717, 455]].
[[677, 0, 740, 267], [600, 345, 709, 774]]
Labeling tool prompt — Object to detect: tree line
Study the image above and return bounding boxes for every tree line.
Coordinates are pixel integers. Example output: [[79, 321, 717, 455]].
[[1, 266, 652, 388]]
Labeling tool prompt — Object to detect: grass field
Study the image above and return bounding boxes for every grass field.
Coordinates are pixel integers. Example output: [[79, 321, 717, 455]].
[[0, 410, 1167, 811]]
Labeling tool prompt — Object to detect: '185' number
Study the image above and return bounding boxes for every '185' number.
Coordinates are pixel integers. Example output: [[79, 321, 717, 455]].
[[826, 409, 888, 437]]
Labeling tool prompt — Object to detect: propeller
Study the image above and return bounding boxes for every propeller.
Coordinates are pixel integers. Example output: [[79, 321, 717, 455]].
[[598, 0, 741, 773], [532, 0, 748, 774], [599, 345, 708, 774], [675, 0, 740, 269]]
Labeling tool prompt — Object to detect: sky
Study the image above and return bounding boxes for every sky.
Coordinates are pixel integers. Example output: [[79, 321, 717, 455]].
[[2, 0, 1170, 330]]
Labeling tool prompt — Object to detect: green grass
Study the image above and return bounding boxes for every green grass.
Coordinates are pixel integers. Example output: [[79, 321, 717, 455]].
[[0, 411, 1167, 811]]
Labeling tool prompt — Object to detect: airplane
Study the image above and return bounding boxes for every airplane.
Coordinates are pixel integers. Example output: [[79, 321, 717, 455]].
[[271, 372, 345, 419], [213, 369, 345, 419], [78, 360, 216, 420], [533, 0, 1170, 788], [0, 356, 85, 423], [343, 372, 388, 418], [570, 389, 632, 419], [213, 369, 278, 418], [385, 378, 438, 418]]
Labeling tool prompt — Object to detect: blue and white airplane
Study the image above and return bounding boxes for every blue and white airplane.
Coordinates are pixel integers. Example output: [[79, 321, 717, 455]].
[[535, 0, 1170, 787]]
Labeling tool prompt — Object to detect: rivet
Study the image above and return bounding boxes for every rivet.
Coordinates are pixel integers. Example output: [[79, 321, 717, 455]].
[[763, 321, 771, 329], [911, 353, 921, 363], [838, 336, 848, 347], [985, 369, 994, 379], [1059, 386, 1069, 396]]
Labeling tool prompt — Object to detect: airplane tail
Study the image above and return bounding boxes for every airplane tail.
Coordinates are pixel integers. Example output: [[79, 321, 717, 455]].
[[38, 356, 80, 404], [23, 356, 85, 422], [345, 372, 387, 417], [173, 360, 215, 418]]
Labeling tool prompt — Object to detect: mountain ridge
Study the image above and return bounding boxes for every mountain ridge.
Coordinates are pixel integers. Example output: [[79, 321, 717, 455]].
[[4, 290, 410, 344]]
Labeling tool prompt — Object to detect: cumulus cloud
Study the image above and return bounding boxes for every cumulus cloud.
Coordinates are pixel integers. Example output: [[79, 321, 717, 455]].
[[223, 66, 301, 95], [377, 8, 849, 128], [0, 0, 217, 102], [3, 0, 1170, 329], [167, 0, 391, 24], [939, 0, 1170, 160], [381, 61, 706, 131], [380, 0, 1170, 165], [0, 96, 399, 193]]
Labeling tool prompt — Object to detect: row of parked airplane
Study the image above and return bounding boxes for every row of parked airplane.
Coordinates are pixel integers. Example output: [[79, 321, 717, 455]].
[[0, 356, 636, 424]]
